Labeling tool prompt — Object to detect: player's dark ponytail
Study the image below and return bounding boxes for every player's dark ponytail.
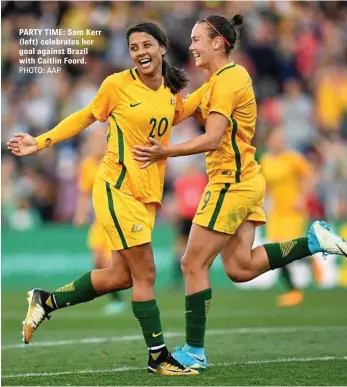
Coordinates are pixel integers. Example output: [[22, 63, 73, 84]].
[[162, 59, 188, 94], [126, 21, 188, 94]]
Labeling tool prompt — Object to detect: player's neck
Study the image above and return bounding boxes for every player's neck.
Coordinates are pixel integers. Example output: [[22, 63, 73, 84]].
[[208, 57, 231, 75], [137, 71, 162, 91]]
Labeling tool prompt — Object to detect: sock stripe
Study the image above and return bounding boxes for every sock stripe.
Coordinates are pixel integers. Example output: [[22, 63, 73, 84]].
[[280, 240, 297, 257], [204, 299, 211, 315], [264, 237, 311, 270], [55, 282, 75, 292]]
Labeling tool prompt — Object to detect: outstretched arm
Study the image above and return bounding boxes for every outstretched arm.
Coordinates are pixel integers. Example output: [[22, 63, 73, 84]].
[[8, 103, 96, 156], [8, 75, 118, 157], [173, 84, 207, 125], [133, 112, 228, 167]]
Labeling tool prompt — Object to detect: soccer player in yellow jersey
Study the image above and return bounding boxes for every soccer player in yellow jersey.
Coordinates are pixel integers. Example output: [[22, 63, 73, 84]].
[[74, 126, 126, 314], [133, 14, 347, 370], [8, 21, 203, 376], [261, 127, 317, 307]]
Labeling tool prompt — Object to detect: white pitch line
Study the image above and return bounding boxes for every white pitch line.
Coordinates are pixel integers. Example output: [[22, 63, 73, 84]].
[[2, 356, 346, 379], [2, 325, 346, 350]]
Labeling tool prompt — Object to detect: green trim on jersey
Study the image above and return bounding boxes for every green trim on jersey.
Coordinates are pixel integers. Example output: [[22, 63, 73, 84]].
[[217, 64, 236, 76], [231, 116, 241, 183], [130, 69, 136, 80], [110, 116, 126, 190]]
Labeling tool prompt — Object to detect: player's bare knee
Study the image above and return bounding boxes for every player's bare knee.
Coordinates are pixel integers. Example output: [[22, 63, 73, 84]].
[[181, 254, 207, 277], [105, 267, 132, 289], [135, 264, 156, 286]]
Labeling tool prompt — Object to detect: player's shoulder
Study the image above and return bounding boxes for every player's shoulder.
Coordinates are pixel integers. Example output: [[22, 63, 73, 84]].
[[214, 63, 251, 86], [103, 69, 136, 88]]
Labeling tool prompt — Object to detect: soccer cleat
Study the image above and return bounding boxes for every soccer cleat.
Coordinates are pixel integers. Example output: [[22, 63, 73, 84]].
[[172, 346, 207, 370], [277, 290, 304, 307], [148, 347, 199, 376], [22, 289, 53, 344], [308, 221, 347, 258]]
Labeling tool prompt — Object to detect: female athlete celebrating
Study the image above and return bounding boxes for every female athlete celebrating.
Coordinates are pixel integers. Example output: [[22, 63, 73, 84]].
[[8, 21, 203, 376], [133, 14, 347, 370]]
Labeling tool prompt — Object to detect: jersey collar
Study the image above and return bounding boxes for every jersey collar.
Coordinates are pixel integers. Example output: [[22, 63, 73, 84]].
[[212, 61, 236, 78], [130, 68, 164, 92]]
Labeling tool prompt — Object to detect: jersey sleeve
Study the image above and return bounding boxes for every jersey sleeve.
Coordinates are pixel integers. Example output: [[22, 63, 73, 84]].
[[173, 84, 206, 125], [78, 158, 94, 193], [35, 103, 96, 150], [209, 76, 248, 119], [91, 76, 119, 122]]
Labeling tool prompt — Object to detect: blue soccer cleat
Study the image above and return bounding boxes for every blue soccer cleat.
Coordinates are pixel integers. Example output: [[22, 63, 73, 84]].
[[308, 221, 347, 258], [172, 345, 207, 370]]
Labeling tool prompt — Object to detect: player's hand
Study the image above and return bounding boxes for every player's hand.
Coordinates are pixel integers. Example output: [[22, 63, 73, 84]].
[[7, 133, 39, 156], [132, 138, 167, 169]]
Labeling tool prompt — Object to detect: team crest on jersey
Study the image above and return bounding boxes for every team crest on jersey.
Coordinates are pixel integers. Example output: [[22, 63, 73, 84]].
[[131, 224, 144, 233], [170, 97, 176, 105]]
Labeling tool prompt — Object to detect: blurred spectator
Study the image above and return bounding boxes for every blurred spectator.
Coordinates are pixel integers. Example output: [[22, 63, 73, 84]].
[[278, 78, 315, 151]]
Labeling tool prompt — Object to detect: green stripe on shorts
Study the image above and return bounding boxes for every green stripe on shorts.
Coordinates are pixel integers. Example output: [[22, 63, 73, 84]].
[[105, 182, 128, 249], [208, 183, 231, 229]]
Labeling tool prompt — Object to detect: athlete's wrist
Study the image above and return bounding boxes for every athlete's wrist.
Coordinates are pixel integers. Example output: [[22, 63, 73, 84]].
[[163, 145, 176, 158], [35, 135, 51, 151]]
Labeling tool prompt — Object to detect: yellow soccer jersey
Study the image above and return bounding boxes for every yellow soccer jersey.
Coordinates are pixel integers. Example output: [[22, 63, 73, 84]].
[[198, 61, 260, 184], [261, 151, 311, 216], [91, 69, 201, 205], [78, 156, 100, 193]]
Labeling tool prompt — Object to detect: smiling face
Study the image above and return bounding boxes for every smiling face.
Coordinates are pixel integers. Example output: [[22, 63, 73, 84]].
[[128, 32, 166, 77], [189, 22, 223, 69]]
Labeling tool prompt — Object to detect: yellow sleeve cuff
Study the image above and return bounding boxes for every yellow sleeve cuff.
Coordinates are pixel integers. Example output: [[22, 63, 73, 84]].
[[35, 135, 53, 151]]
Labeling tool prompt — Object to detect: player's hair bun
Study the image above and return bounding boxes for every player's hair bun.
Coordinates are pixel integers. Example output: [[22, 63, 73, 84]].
[[230, 14, 243, 27]]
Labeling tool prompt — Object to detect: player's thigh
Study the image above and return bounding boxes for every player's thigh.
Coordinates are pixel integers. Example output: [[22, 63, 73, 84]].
[[183, 223, 230, 270], [110, 250, 132, 287], [110, 250, 131, 275], [117, 242, 156, 283], [220, 221, 256, 270], [93, 177, 154, 251]]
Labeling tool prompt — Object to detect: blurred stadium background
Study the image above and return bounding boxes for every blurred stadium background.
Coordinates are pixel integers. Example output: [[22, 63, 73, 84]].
[[2, 1, 347, 291], [2, 2, 347, 385]]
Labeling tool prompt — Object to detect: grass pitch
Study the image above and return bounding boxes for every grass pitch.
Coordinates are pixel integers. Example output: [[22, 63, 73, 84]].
[[2, 289, 347, 386]]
